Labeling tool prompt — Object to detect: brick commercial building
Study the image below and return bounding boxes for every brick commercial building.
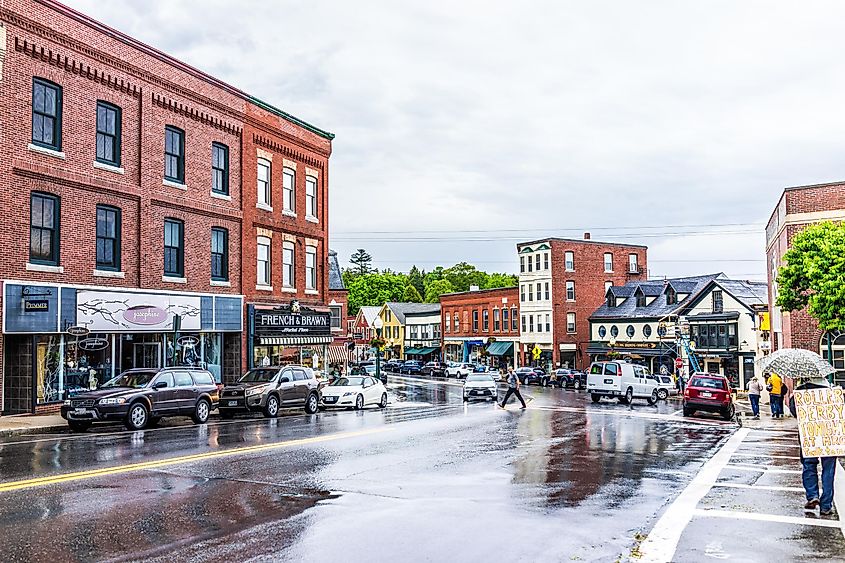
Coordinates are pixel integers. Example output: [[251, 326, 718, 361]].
[[517, 235, 647, 371], [440, 286, 520, 370], [766, 182, 845, 386], [0, 0, 333, 413]]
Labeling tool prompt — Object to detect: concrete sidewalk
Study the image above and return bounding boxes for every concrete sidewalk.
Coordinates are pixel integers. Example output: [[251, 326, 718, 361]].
[[0, 414, 67, 437]]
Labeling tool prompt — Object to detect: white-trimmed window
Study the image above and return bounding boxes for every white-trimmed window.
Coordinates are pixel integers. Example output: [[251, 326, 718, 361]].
[[535, 282, 541, 301], [502, 308, 509, 332], [330, 305, 342, 329], [521, 315, 527, 333], [546, 314, 551, 332], [567, 313, 576, 333], [629, 253, 638, 273], [306, 175, 318, 218], [257, 236, 271, 286], [283, 167, 295, 212], [520, 284, 525, 302], [283, 241, 295, 288], [544, 282, 550, 300], [565, 251, 574, 271], [493, 308, 500, 331], [453, 313, 459, 332], [305, 245, 317, 290], [604, 252, 613, 273], [257, 159, 271, 208], [529, 315, 534, 332], [445, 314, 451, 332], [566, 281, 575, 301], [520, 256, 525, 273], [535, 254, 540, 271], [511, 307, 518, 330]]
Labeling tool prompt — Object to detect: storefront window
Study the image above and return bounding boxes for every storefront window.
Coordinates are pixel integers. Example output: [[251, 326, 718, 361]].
[[35, 335, 61, 404], [120, 333, 163, 371], [204, 334, 222, 382], [65, 333, 111, 395]]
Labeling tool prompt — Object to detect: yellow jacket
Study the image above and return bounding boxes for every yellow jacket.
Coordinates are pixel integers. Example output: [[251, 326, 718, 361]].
[[767, 373, 782, 395]]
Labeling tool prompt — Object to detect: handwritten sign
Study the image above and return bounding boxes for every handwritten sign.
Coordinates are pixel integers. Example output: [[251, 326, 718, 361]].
[[795, 387, 845, 458]]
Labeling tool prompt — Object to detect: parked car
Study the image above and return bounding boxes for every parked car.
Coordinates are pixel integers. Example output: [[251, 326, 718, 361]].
[[400, 360, 424, 375], [586, 361, 659, 405], [320, 375, 388, 410], [384, 360, 404, 373], [650, 375, 678, 400], [551, 369, 588, 389], [421, 361, 446, 377], [219, 365, 320, 419], [515, 366, 543, 385], [446, 363, 474, 378], [463, 374, 499, 402], [473, 364, 489, 373], [683, 373, 734, 420], [61, 367, 219, 432]]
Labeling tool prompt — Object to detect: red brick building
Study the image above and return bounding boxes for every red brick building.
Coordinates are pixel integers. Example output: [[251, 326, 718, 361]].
[[0, 0, 333, 413], [517, 235, 647, 370], [440, 287, 520, 369], [766, 182, 845, 385]]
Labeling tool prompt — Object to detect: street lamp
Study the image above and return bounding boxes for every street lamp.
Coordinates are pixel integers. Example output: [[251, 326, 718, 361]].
[[373, 317, 384, 383]]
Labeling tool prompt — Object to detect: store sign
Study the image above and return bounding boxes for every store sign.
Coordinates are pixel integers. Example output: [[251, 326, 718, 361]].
[[77, 337, 109, 352], [254, 304, 331, 337], [124, 305, 168, 326], [795, 387, 845, 457], [66, 325, 90, 337], [177, 335, 199, 348], [23, 299, 49, 312], [77, 290, 201, 332]]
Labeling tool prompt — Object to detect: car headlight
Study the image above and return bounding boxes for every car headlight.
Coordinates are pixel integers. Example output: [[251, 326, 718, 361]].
[[98, 397, 126, 405], [246, 386, 267, 397], [343, 391, 356, 397], [63, 399, 72, 405]]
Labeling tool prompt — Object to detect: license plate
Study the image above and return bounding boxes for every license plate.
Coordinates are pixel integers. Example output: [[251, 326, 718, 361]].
[[701, 392, 712, 398], [324, 397, 337, 403], [73, 408, 88, 414], [228, 400, 238, 406], [604, 379, 613, 384]]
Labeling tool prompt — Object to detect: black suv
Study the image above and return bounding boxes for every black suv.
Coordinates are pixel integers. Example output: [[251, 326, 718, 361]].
[[384, 360, 404, 373], [219, 365, 320, 418], [61, 367, 219, 432], [420, 361, 446, 377], [550, 369, 588, 389]]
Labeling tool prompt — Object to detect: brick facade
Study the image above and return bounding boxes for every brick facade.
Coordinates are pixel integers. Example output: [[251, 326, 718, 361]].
[[440, 287, 520, 366]]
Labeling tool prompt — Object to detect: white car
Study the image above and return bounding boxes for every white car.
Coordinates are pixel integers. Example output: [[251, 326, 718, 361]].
[[652, 375, 678, 400], [320, 375, 388, 410], [586, 361, 659, 405], [446, 362, 473, 379], [463, 374, 499, 402]]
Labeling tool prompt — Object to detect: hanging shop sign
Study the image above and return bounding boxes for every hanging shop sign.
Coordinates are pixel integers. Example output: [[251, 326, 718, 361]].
[[254, 303, 331, 337], [23, 299, 49, 312], [77, 290, 201, 332], [21, 286, 53, 313], [77, 337, 110, 352], [66, 325, 90, 337], [177, 335, 200, 348]]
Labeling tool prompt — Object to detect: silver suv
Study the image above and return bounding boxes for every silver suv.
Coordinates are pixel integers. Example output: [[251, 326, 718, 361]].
[[219, 365, 320, 418]]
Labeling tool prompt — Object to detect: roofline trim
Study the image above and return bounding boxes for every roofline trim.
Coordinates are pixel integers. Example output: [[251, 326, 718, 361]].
[[516, 237, 648, 249]]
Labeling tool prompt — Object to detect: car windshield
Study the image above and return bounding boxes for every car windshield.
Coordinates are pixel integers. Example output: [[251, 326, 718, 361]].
[[102, 371, 157, 388], [239, 368, 278, 383], [350, 367, 366, 375], [331, 377, 365, 387], [690, 377, 726, 390], [466, 375, 493, 382]]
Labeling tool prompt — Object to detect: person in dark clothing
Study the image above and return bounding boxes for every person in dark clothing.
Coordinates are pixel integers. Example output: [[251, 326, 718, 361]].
[[499, 368, 526, 409], [789, 380, 837, 515]]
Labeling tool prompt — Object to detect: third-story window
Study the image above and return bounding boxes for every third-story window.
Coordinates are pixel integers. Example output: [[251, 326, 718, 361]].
[[95, 101, 121, 166], [511, 307, 518, 330], [32, 78, 62, 151], [257, 236, 271, 286], [306, 245, 317, 290], [283, 242, 295, 288], [30, 192, 59, 265], [306, 175, 318, 218], [257, 159, 271, 208], [502, 308, 510, 331], [494, 309, 500, 331], [604, 252, 613, 273], [212, 143, 229, 195], [545, 282, 550, 300], [483, 310, 489, 331], [520, 256, 525, 273], [164, 126, 185, 183], [566, 281, 575, 301], [445, 314, 451, 332], [163, 219, 184, 277], [211, 227, 228, 281], [565, 251, 574, 271], [535, 254, 541, 271], [283, 167, 295, 212], [629, 253, 638, 273], [95, 205, 120, 271]]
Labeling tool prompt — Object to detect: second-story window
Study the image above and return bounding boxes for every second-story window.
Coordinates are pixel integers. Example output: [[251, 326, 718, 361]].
[[283, 167, 295, 212], [257, 159, 271, 208], [211, 227, 228, 281], [566, 281, 575, 301], [535, 282, 541, 301], [493, 309, 500, 331], [306, 175, 318, 219], [521, 315, 527, 333], [520, 284, 525, 302], [305, 245, 317, 290], [535, 254, 540, 271], [283, 241, 295, 288], [544, 252, 549, 270], [482, 310, 489, 331], [256, 236, 271, 286], [212, 143, 229, 195], [32, 78, 62, 151], [30, 192, 59, 265], [164, 126, 185, 183], [445, 314, 451, 332], [511, 307, 518, 331], [96, 205, 121, 271], [604, 252, 613, 273], [95, 101, 121, 166], [567, 313, 576, 333], [545, 282, 550, 300], [453, 313, 459, 332], [502, 308, 509, 331], [164, 219, 184, 277]]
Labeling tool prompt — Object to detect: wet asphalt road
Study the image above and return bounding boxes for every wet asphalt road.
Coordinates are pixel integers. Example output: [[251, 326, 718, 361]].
[[0, 376, 809, 562]]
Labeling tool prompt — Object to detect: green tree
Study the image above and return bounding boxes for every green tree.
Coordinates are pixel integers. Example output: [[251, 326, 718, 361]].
[[484, 272, 518, 289], [403, 284, 423, 303], [346, 273, 407, 316], [349, 248, 374, 275], [424, 279, 455, 303], [444, 262, 489, 292], [408, 265, 426, 297], [776, 221, 845, 333]]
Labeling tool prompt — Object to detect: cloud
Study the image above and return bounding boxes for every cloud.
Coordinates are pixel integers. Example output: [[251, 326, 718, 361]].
[[65, 0, 845, 278]]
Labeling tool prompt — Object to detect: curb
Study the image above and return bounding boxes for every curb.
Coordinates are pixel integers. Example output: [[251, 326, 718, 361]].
[[0, 424, 69, 438]]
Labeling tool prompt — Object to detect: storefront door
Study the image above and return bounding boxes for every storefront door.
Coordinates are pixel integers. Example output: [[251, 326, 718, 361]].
[[134, 343, 161, 369]]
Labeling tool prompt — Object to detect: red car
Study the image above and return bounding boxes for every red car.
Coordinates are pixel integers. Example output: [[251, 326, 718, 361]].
[[683, 372, 734, 420]]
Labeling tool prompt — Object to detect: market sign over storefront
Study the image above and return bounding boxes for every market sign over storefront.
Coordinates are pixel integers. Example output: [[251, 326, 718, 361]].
[[254, 304, 331, 337]]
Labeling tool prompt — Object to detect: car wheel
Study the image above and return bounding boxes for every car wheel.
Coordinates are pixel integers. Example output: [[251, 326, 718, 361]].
[[379, 393, 388, 408], [647, 389, 658, 406], [192, 399, 211, 424], [657, 389, 668, 401], [591, 393, 601, 403], [355, 394, 364, 410], [619, 388, 633, 405], [125, 402, 149, 430], [305, 393, 319, 414], [683, 407, 695, 417], [574, 379, 582, 391], [68, 420, 91, 433], [263, 394, 280, 418], [722, 405, 735, 421]]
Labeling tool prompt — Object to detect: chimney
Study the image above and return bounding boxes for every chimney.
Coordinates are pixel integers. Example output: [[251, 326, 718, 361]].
[[584, 232, 591, 240], [469, 285, 480, 292]]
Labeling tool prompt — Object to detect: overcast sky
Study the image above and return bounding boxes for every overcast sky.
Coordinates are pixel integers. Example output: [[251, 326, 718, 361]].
[[66, 0, 845, 280]]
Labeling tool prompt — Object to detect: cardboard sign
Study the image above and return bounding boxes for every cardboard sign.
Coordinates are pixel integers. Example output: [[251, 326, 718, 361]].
[[795, 387, 845, 458]]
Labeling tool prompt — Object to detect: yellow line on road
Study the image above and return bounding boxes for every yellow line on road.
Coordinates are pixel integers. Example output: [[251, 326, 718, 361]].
[[0, 427, 390, 494]]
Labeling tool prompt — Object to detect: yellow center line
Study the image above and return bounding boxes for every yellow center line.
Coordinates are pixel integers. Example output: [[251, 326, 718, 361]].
[[0, 427, 391, 494]]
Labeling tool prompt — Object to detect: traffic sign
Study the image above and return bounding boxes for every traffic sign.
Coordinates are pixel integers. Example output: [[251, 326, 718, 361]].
[[675, 358, 684, 370]]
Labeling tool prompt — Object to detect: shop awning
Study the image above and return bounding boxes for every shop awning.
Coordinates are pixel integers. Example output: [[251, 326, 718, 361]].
[[404, 347, 422, 355], [257, 336, 334, 346], [416, 346, 440, 355], [327, 346, 349, 363], [486, 341, 514, 356]]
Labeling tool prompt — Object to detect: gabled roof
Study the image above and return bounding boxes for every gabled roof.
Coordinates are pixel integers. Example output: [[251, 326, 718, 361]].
[[667, 280, 699, 294], [705, 279, 769, 310], [328, 250, 345, 291], [385, 302, 441, 324], [592, 274, 724, 320], [357, 306, 381, 326]]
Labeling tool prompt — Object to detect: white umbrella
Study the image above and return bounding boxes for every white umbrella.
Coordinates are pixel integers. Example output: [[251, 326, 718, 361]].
[[757, 348, 835, 383]]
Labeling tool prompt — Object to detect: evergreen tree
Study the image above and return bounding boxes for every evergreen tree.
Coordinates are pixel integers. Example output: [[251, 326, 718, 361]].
[[349, 248, 374, 275], [408, 265, 426, 297]]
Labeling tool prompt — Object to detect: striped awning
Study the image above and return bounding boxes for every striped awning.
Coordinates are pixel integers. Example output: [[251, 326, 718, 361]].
[[327, 345, 349, 363], [256, 336, 334, 346]]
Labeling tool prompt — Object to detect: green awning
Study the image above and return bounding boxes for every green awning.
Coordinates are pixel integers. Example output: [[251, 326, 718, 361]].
[[417, 346, 440, 355], [404, 347, 422, 355], [486, 341, 514, 356]]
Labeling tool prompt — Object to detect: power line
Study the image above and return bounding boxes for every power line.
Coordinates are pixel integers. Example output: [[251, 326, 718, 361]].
[[332, 229, 763, 243], [333, 221, 765, 236]]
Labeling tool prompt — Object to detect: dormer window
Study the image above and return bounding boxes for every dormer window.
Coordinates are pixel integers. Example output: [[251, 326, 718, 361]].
[[635, 289, 646, 308], [666, 287, 677, 306], [607, 294, 617, 308]]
